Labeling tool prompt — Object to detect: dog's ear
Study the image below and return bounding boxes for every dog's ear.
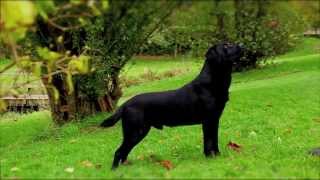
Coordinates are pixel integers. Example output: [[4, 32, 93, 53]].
[[205, 45, 217, 60]]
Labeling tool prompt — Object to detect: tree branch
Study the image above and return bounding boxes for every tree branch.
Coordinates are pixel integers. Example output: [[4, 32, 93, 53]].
[[0, 62, 15, 74], [47, 18, 83, 31]]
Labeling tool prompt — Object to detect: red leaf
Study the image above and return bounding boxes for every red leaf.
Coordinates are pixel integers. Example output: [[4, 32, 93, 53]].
[[149, 155, 174, 170], [159, 160, 173, 170], [227, 141, 241, 152]]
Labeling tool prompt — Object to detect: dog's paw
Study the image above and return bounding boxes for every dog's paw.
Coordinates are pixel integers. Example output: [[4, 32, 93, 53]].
[[205, 150, 220, 157], [213, 151, 220, 156], [111, 165, 118, 170]]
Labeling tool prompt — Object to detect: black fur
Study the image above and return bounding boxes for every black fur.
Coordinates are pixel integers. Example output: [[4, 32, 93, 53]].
[[101, 43, 243, 169]]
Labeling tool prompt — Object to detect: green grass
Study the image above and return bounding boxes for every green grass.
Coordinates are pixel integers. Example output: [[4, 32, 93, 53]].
[[0, 38, 319, 178]]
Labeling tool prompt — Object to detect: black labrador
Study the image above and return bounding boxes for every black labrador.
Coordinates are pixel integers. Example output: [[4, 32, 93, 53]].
[[101, 43, 243, 169]]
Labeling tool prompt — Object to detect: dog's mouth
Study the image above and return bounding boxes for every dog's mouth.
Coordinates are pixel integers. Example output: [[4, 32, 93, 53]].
[[229, 49, 242, 64], [232, 46, 245, 64]]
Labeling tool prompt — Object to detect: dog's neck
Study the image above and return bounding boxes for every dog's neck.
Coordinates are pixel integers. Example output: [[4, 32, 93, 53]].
[[194, 61, 232, 96]]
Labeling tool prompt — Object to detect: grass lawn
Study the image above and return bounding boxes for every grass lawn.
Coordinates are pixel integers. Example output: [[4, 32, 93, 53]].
[[0, 38, 319, 178]]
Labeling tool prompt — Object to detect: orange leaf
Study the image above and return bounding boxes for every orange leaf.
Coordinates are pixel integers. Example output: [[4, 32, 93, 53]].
[[95, 164, 102, 169], [159, 160, 173, 170], [80, 160, 93, 168]]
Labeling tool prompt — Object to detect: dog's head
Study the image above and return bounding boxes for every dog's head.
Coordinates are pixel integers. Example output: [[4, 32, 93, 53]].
[[205, 43, 243, 66]]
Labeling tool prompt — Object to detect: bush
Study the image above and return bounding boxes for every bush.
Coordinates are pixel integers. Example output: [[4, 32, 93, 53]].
[[140, 1, 307, 71], [230, 1, 305, 70]]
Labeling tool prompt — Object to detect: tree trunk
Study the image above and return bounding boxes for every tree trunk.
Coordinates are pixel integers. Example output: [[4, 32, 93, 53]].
[[249, 0, 268, 68], [214, 0, 227, 41], [234, 0, 244, 39], [252, 0, 268, 43], [42, 73, 122, 125], [174, 43, 178, 58]]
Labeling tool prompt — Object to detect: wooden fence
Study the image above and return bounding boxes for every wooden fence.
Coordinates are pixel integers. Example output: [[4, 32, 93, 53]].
[[1, 94, 49, 113]]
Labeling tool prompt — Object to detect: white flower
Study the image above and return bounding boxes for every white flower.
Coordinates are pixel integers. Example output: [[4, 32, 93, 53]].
[[249, 131, 257, 137], [64, 167, 74, 173]]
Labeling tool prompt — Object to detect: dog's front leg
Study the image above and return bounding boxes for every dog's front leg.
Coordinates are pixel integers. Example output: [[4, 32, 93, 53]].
[[202, 119, 220, 157], [202, 105, 226, 157]]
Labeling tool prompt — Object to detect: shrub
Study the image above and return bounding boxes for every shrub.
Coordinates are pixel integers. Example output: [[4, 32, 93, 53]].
[[140, 1, 306, 71]]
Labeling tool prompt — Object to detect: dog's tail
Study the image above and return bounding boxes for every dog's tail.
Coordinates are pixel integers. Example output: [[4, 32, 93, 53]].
[[100, 106, 123, 128]]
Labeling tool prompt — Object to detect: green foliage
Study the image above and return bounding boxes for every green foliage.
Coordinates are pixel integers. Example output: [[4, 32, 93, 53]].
[[37, 47, 61, 61], [238, 2, 303, 51], [0, 0, 93, 111], [74, 1, 180, 99], [68, 55, 90, 74], [141, 0, 308, 69], [22, 0, 179, 103], [0, 1, 36, 42], [34, 0, 56, 20], [140, 1, 217, 56], [0, 0, 38, 112], [290, 0, 320, 30]]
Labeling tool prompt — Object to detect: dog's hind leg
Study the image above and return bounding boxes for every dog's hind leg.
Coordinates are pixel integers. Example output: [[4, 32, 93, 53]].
[[111, 118, 150, 169]]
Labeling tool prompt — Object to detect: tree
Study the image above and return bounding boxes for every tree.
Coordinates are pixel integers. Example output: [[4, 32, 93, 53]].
[[213, 0, 227, 41], [232, 0, 305, 70], [289, 0, 320, 31], [0, 0, 79, 113], [140, 0, 307, 69], [27, 0, 179, 124], [233, 0, 270, 69]]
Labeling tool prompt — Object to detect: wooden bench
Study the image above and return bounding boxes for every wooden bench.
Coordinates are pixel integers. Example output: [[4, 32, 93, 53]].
[[1, 94, 49, 113]]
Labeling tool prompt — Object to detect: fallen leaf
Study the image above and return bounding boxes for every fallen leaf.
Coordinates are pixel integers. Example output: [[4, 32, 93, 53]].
[[149, 155, 174, 170], [174, 135, 181, 141], [236, 131, 241, 137], [10, 167, 20, 172], [227, 141, 241, 152], [80, 127, 98, 133], [137, 155, 145, 160], [95, 164, 102, 169], [80, 160, 93, 168], [312, 117, 320, 123], [284, 128, 292, 134], [69, 139, 77, 144], [266, 103, 273, 107], [64, 167, 74, 173], [159, 160, 173, 170]]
